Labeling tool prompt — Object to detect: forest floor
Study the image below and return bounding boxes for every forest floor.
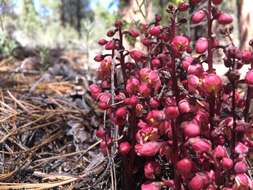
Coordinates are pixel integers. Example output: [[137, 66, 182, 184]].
[[0, 49, 112, 190]]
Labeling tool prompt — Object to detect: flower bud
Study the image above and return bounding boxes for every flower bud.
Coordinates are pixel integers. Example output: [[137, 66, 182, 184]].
[[149, 98, 160, 108], [188, 75, 200, 91], [176, 158, 193, 176], [126, 78, 140, 94], [141, 182, 161, 190], [98, 92, 111, 110], [151, 58, 161, 68], [165, 106, 179, 119], [202, 73, 222, 94], [116, 107, 128, 119], [128, 28, 140, 38], [105, 40, 116, 50], [119, 141, 131, 156], [114, 19, 122, 28], [218, 13, 233, 25], [188, 64, 204, 77], [234, 174, 253, 190], [234, 161, 248, 174], [149, 26, 161, 36], [144, 161, 161, 179], [141, 38, 152, 46], [212, 0, 222, 5], [182, 122, 200, 138], [191, 138, 211, 153], [192, 10, 206, 24], [130, 50, 145, 61], [94, 54, 104, 62], [213, 145, 227, 159], [178, 2, 189, 11], [155, 14, 162, 22], [189, 175, 205, 190], [89, 84, 101, 99], [221, 157, 233, 169], [98, 38, 108, 45], [135, 141, 163, 157], [235, 142, 249, 154], [179, 99, 191, 113], [139, 83, 151, 97], [195, 37, 208, 54], [245, 70, 253, 85], [107, 30, 115, 37], [242, 50, 252, 62], [96, 128, 106, 138], [182, 56, 194, 71]]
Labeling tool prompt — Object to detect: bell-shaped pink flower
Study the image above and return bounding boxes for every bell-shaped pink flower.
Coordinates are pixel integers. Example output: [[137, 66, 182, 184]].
[[126, 78, 140, 94], [146, 110, 165, 126], [213, 145, 228, 159], [94, 54, 104, 62], [191, 138, 211, 153], [188, 74, 200, 91], [89, 84, 102, 99], [128, 28, 140, 38], [195, 37, 208, 54], [135, 141, 163, 157], [221, 157, 233, 170], [182, 56, 194, 70], [178, 2, 189, 11], [235, 142, 249, 154], [141, 182, 161, 190], [176, 158, 193, 176], [105, 40, 116, 50], [182, 121, 200, 138], [202, 73, 222, 94], [189, 174, 205, 190], [98, 92, 111, 110], [218, 13, 233, 25], [151, 58, 161, 68], [98, 38, 108, 46], [130, 50, 145, 61], [139, 83, 151, 97], [171, 35, 190, 55], [165, 105, 179, 119], [245, 69, 253, 85], [234, 174, 253, 190], [144, 161, 161, 179], [187, 64, 204, 77], [119, 141, 131, 156], [149, 26, 161, 36], [96, 128, 106, 139], [179, 99, 192, 113], [234, 161, 248, 174], [192, 10, 206, 24], [242, 50, 252, 62], [115, 107, 128, 119]]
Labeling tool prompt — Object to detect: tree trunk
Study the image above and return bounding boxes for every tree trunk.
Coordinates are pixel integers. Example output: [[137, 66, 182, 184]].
[[238, 0, 253, 49]]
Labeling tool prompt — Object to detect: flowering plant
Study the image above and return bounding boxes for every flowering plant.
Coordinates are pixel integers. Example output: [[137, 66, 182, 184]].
[[90, 0, 253, 189]]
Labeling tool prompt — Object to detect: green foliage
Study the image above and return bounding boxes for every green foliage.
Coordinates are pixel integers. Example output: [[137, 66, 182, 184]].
[[0, 33, 19, 56]]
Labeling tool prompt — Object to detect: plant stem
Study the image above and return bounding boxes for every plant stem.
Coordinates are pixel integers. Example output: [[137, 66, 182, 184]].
[[171, 54, 181, 190], [231, 81, 237, 154], [118, 27, 127, 85]]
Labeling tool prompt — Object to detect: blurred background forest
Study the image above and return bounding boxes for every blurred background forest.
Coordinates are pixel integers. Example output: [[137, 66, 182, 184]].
[[0, 0, 252, 70]]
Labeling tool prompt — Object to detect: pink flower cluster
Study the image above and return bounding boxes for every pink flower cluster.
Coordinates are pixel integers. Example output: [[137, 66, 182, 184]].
[[90, 0, 253, 189]]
